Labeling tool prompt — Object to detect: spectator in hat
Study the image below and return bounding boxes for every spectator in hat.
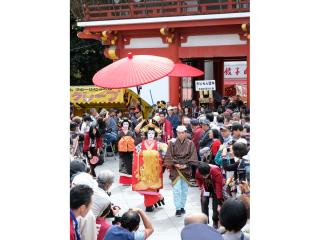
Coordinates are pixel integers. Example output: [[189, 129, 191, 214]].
[[70, 185, 94, 240], [219, 198, 249, 240], [164, 125, 198, 217], [104, 208, 154, 240], [70, 160, 89, 185], [199, 119, 213, 150], [72, 173, 98, 240], [181, 223, 223, 240], [220, 125, 233, 145]]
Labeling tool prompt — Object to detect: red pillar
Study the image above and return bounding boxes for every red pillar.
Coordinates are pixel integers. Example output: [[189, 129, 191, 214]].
[[246, 38, 250, 107], [168, 38, 180, 106]]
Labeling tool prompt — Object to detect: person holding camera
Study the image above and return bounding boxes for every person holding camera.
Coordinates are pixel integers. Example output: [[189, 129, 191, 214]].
[[222, 142, 249, 198], [195, 162, 224, 229], [104, 208, 154, 240]]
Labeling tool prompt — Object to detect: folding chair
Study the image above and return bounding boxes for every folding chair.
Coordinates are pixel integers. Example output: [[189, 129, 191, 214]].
[[103, 141, 117, 161]]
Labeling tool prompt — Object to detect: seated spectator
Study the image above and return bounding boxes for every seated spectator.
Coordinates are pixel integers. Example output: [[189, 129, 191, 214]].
[[70, 185, 94, 240], [97, 170, 115, 197], [219, 199, 249, 240], [181, 223, 223, 240], [72, 172, 98, 240], [94, 193, 120, 240], [70, 160, 89, 184], [104, 208, 154, 240], [92, 170, 121, 219]]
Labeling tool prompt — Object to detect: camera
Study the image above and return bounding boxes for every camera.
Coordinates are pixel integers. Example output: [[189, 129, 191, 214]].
[[238, 168, 246, 182], [112, 216, 122, 225], [237, 158, 250, 182]]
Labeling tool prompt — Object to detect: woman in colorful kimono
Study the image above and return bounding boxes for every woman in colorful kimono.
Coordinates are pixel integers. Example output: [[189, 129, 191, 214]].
[[132, 119, 168, 212], [118, 118, 135, 185]]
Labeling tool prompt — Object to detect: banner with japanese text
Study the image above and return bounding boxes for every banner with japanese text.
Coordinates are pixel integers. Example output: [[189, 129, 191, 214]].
[[224, 61, 247, 80], [70, 86, 124, 104]]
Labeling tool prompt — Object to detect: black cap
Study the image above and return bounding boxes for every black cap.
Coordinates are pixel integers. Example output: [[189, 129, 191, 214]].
[[231, 122, 244, 131]]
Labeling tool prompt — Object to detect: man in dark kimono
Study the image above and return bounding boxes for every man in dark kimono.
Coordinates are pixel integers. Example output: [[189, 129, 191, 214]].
[[164, 125, 198, 217]]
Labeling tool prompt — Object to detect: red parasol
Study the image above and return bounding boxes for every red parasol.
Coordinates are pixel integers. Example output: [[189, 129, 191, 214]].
[[93, 52, 174, 89], [168, 63, 204, 77]]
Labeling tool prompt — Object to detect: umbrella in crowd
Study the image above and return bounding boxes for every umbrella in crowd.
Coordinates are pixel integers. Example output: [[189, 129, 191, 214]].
[[168, 62, 204, 77], [93, 52, 174, 89]]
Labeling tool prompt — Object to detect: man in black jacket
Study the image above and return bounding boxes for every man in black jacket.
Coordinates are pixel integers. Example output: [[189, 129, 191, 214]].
[[199, 119, 213, 150]]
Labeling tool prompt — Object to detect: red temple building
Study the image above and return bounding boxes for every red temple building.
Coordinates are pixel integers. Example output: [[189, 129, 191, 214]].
[[73, 0, 250, 108]]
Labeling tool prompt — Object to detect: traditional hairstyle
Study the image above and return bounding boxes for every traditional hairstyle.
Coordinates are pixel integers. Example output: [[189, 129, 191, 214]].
[[140, 119, 161, 134], [118, 117, 131, 128]]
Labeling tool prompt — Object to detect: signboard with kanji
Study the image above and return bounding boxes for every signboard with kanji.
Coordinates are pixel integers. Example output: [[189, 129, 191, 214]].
[[195, 80, 216, 91], [224, 61, 247, 79]]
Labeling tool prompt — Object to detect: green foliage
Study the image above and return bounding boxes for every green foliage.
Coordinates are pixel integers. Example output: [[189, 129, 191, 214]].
[[70, 14, 112, 86]]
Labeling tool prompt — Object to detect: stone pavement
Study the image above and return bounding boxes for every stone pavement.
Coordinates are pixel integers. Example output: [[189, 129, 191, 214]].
[[94, 155, 214, 240]]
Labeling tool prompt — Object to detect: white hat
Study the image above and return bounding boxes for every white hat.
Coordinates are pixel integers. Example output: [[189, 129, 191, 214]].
[[176, 125, 187, 132], [167, 106, 174, 111], [236, 138, 248, 145], [72, 172, 98, 190]]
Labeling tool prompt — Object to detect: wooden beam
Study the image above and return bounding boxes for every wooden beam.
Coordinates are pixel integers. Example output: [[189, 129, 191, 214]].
[[178, 45, 247, 58], [84, 17, 249, 32]]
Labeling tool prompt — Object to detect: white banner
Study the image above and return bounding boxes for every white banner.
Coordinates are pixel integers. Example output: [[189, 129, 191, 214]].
[[224, 61, 247, 79], [195, 80, 216, 91]]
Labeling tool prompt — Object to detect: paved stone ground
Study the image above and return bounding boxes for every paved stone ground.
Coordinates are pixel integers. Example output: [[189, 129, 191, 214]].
[[94, 155, 214, 240]]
